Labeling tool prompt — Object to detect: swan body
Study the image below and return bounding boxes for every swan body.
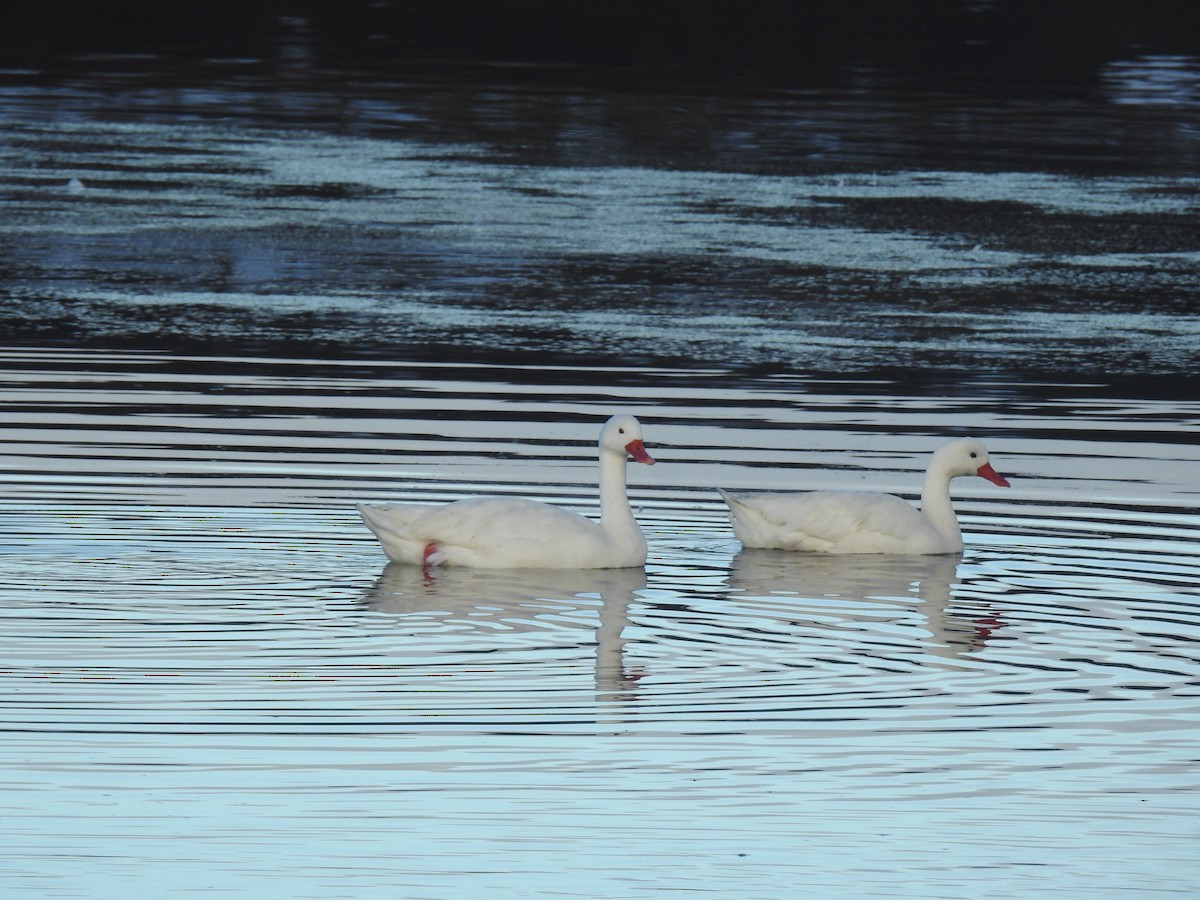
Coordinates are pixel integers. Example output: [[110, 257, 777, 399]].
[[358, 414, 655, 569], [719, 437, 1009, 555]]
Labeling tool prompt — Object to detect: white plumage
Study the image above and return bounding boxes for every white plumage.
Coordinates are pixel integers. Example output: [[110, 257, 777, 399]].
[[358, 414, 655, 569], [719, 437, 1010, 555]]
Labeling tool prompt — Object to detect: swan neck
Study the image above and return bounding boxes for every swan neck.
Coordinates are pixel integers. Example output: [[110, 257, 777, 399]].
[[920, 467, 962, 549], [598, 448, 634, 528]]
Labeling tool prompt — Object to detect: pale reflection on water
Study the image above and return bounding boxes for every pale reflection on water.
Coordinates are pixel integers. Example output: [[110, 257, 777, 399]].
[[364, 563, 646, 699], [0, 349, 1198, 897], [726, 551, 995, 659]]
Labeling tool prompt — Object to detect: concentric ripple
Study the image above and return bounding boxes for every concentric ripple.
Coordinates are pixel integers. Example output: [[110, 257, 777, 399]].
[[1, 349, 1198, 897]]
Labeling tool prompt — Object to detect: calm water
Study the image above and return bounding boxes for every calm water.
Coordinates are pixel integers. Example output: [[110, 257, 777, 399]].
[[2, 11, 1200, 898]]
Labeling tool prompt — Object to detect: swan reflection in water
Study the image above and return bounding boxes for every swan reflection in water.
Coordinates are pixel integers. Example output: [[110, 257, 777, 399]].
[[363, 563, 646, 698], [726, 549, 1004, 658]]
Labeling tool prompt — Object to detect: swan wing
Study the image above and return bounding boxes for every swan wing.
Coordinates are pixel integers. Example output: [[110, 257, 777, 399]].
[[361, 497, 623, 568], [721, 489, 935, 553]]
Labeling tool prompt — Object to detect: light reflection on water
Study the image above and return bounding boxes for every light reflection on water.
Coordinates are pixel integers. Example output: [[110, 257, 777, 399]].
[[1, 349, 1198, 897], [3, 116, 1198, 386], [2, 37, 1199, 891]]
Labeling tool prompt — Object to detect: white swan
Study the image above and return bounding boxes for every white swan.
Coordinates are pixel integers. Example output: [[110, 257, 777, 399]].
[[719, 437, 1010, 555], [358, 414, 655, 569]]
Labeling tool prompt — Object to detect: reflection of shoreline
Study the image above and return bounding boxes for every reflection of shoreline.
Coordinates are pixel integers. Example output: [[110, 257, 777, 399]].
[[726, 550, 1003, 658], [363, 563, 645, 699]]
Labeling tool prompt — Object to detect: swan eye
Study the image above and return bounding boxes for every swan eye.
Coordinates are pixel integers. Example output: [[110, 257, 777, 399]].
[[970, 452, 978, 458], [618, 428, 625, 434]]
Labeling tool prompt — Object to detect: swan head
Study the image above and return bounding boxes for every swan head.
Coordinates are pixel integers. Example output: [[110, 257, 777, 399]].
[[932, 438, 1009, 486], [601, 414, 655, 466]]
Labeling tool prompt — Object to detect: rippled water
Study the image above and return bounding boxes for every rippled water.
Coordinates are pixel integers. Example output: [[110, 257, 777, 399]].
[[2, 348, 1198, 897], [2, 12, 1200, 896]]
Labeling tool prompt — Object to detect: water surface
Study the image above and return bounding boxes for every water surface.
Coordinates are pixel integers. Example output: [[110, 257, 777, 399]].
[[1, 12, 1199, 897], [2, 348, 1198, 898]]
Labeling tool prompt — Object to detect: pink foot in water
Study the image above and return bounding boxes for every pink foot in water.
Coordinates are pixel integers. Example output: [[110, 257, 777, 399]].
[[422, 541, 442, 567]]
